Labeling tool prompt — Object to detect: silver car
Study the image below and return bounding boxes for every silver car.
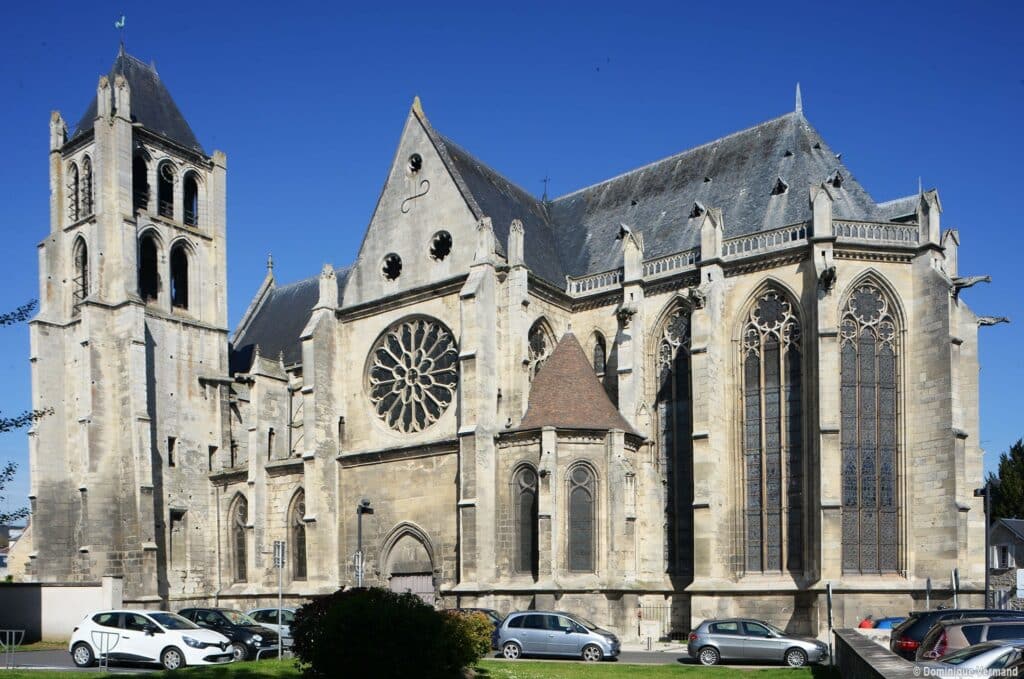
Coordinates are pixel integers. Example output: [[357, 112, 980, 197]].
[[687, 618, 827, 667], [920, 639, 1024, 672], [246, 608, 296, 648], [495, 611, 620, 662]]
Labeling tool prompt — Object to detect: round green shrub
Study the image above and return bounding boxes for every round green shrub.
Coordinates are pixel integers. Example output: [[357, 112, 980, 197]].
[[291, 588, 486, 679]]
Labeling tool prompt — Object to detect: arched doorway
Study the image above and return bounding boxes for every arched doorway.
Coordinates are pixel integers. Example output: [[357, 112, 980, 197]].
[[382, 525, 436, 606]]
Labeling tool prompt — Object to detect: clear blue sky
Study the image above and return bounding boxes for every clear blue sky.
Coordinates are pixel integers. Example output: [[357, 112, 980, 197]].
[[1, 1, 1021, 514]]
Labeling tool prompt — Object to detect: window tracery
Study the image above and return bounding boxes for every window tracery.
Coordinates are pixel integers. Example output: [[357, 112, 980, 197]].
[[367, 317, 458, 433], [840, 282, 900, 573], [231, 496, 247, 583], [81, 156, 94, 217], [567, 465, 595, 572], [290, 491, 307, 581], [656, 305, 694, 577], [513, 466, 538, 577], [72, 237, 89, 313], [740, 289, 803, 573], [527, 320, 554, 379]]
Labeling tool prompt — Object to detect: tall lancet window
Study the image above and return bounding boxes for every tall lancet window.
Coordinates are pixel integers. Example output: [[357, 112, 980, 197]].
[[290, 490, 307, 581], [567, 465, 596, 572], [840, 283, 900, 573], [656, 306, 694, 577], [513, 466, 538, 578], [741, 289, 804, 573], [231, 496, 248, 583]]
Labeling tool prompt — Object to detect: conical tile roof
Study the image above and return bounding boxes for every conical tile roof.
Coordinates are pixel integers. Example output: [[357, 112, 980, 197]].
[[519, 332, 637, 434]]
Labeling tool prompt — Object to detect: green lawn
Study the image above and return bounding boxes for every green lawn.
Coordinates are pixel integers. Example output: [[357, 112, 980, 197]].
[[475, 659, 840, 678], [0, 658, 840, 678]]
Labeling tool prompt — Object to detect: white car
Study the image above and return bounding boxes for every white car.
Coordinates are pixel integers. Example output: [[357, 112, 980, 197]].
[[69, 609, 234, 670], [247, 607, 296, 648]]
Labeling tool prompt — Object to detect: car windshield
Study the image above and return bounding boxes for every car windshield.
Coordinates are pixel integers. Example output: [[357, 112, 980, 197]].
[[148, 612, 199, 630], [572, 615, 598, 631], [221, 610, 258, 626]]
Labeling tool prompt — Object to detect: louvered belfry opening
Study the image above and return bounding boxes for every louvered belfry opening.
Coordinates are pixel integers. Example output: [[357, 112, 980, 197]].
[[138, 234, 159, 302]]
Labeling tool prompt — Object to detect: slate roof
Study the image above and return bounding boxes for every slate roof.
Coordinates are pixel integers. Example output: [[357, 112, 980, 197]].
[[998, 518, 1024, 543], [417, 109, 916, 285], [518, 332, 637, 434], [547, 112, 894, 276], [230, 267, 350, 373], [70, 49, 205, 154], [440, 136, 566, 284]]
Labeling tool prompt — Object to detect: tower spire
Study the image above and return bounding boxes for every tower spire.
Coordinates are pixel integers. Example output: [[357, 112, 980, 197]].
[[795, 82, 803, 114]]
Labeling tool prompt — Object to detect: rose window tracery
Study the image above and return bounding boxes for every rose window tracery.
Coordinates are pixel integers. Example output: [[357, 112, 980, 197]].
[[367, 318, 458, 433]]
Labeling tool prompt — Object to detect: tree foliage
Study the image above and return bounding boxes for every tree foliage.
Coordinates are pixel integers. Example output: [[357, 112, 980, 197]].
[[988, 439, 1024, 521], [0, 299, 40, 525], [291, 588, 487, 679]]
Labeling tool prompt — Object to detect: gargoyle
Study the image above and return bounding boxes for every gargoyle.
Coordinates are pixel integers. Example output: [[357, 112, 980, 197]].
[[951, 275, 991, 293], [818, 265, 837, 292], [616, 303, 638, 327], [977, 316, 1010, 327]]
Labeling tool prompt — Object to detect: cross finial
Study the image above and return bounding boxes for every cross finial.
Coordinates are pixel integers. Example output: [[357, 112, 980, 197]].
[[541, 174, 551, 201], [795, 82, 803, 114]]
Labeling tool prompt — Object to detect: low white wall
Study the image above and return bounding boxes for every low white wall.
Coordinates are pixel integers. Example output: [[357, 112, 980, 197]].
[[0, 576, 123, 642]]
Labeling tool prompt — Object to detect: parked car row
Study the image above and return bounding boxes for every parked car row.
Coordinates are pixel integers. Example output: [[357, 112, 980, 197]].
[[69, 606, 294, 670], [884, 607, 1024, 673]]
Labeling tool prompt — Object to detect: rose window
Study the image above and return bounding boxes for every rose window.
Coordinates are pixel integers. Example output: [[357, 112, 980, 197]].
[[367, 317, 458, 433]]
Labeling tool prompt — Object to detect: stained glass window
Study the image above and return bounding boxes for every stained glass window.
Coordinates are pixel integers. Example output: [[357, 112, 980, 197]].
[[231, 496, 248, 583], [740, 290, 803, 573], [291, 491, 307, 581], [593, 334, 607, 377], [657, 306, 694, 577], [568, 466, 595, 572], [514, 467, 538, 576], [840, 283, 900, 573], [528, 320, 554, 379], [367, 318, 458, 433]]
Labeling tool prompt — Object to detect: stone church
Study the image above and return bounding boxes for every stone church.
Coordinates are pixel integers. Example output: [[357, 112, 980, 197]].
[[15, 49, 995, 638]]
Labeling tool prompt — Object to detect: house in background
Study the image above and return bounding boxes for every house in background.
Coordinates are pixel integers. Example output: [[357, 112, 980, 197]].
[[989, 519, 1024, 609]]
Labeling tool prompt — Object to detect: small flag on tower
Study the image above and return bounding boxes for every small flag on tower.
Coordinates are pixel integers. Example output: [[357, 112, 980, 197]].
[[115, 15, 126, 29]]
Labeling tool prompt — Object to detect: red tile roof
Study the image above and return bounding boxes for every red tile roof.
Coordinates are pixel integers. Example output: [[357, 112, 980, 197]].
[[519, 332, 637, 434]]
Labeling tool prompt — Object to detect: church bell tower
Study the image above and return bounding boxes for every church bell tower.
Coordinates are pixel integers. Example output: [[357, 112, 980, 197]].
[[28, 48, 229, 602]]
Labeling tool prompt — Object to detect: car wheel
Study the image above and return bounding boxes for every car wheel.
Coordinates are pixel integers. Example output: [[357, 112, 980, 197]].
[[231, 642, 249, 661], [502, 641, 522, 660], [785, 648, 808, 667], [71, 642, 95, 668], [581, 644, 604, 662], [161, 646, 186, 671], [698, 646, 720, 666]]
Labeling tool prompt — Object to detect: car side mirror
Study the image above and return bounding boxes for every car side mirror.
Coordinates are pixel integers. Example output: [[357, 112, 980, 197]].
[[145, 624, 162, 635]]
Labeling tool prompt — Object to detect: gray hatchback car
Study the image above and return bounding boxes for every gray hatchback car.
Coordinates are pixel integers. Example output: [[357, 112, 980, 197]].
[[495, 611, 620, 662], [687, 618, 827, 667]]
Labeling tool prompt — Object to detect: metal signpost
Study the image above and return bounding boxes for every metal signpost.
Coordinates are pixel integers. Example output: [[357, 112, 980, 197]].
[[952, 567, 959, 609], [273, 540, 285, 660], [926, 576, 932, 610]]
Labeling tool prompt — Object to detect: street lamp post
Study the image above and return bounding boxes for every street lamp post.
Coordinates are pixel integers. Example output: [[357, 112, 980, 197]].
[[355, 498, 373, 588]]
